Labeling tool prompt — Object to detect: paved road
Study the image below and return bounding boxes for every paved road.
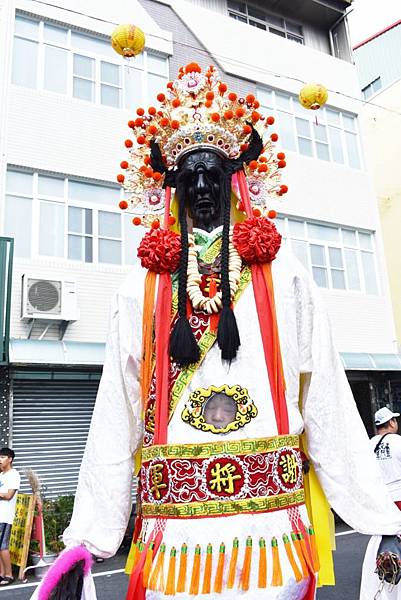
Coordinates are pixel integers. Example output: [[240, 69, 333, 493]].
[[0, 528, 371, 599], [318, 528, 369, 599]]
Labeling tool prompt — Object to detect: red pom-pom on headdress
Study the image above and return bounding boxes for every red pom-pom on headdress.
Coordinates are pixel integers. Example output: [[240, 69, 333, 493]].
[[137, 229, 181, 273], [232, 216, 281, 264]]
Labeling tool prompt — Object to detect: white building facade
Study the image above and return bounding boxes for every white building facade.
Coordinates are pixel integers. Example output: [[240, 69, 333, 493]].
[[0, 0, 399, 497]]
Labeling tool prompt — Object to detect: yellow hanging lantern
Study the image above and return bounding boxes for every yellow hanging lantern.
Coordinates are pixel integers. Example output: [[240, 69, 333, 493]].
[[299, 83, 328, 110], [111, 24, 145, 58]]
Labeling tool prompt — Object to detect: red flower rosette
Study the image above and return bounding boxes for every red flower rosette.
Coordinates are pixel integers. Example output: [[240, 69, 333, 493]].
[[137, 229, 181, 273], [232, 216, 281, 264]]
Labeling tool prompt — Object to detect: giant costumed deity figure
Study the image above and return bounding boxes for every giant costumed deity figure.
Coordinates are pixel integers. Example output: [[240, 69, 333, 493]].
[[32, 63, 401, 600]]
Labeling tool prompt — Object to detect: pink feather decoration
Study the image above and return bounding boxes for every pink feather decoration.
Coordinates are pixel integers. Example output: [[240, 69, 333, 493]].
[[38, 545, 93, 600]]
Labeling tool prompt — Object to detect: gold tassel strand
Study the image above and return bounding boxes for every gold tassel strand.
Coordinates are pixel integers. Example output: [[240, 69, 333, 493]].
[[298, 531, 315, 574], [308, 526, 320, 572], [142, 541, 155, 588], [240, 536, 252, 591], [271, 537, 283, 587], [202, 543, 213, 594], [189, 544, 201, 595], [227, 537, 239, 589], [258, 537, 267, 588], [282, 534, 302, 582], [291, 532, 309, 579], [165, 547, 177, 595], [148, 543, 166, 591], [214, 542, 226, 593], [177, 543, 188, 593], [132, 540, 141, 570]]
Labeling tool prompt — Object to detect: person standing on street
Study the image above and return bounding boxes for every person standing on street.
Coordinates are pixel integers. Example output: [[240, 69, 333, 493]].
[[370, 407, 401, 509], [0, 447, 20, 586]]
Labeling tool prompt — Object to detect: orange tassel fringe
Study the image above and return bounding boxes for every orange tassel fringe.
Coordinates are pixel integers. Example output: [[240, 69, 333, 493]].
[[129, 539, 143, 573], [177, 543, 188, 593], [271, 537, 283, 587], [140, 270, 157, 406], [240, 536, 252, 591], [189, 545, 201, 595], [308, 526, 320, 572], [142, 541, 155, 588], [291, 533, 308, 578], [202, 543, 213, 594], [165, 547, 176, 595], [214, 543, 225, 593], [145, 533, 313, 594], [148, 543, 165, 591], [298, 531, 314, 574], [227, 537, 239, 589], [283, 534, 302, 582], [258, 537, 267, 588]]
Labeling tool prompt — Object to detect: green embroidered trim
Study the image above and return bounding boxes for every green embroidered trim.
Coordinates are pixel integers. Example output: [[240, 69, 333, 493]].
[[142, 489, 305, 518], [168, 266, 251, 420], [142, 434, 300, 461]]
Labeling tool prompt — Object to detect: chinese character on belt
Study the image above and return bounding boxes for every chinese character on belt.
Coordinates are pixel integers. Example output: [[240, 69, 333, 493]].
[[208, 462, 242, 494], [149, 463, 167, 500], [279, 454, 298, 484]]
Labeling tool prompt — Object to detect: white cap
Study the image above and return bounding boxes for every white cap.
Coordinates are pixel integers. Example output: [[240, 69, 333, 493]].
[[375, 407, 400, 426]]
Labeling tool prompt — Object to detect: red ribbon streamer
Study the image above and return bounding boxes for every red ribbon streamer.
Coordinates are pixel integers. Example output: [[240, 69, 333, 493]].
[[154, 187, 172, 445], [236, 171, 289, 435]]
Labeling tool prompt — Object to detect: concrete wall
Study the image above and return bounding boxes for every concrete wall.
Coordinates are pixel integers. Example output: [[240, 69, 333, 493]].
[[360, 79, 401, 348]]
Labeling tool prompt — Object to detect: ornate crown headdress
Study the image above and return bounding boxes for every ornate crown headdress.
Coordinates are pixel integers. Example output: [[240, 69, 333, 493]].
[[117, 63, 288, 227]]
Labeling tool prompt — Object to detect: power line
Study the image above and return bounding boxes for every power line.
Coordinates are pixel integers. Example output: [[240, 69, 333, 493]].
[[24, 0, 401, 118]]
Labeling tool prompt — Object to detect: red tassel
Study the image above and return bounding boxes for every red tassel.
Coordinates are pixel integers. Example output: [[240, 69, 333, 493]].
[[154, 186, 172, 446]]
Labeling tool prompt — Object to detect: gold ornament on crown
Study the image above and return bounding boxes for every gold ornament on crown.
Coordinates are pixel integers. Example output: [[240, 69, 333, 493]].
[[117, 63, 288, 227]]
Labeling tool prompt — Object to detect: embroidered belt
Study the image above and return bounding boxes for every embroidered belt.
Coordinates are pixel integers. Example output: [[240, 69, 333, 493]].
[[140, 435, 304, 518]]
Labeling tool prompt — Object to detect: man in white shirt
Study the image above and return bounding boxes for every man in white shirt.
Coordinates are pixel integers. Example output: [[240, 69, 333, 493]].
[[370, 407, 401, 508], [0, 447, 20, 586]]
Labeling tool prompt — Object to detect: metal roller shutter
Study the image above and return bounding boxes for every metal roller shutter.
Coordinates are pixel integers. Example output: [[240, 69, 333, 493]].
[[11, 378, 98, 499]]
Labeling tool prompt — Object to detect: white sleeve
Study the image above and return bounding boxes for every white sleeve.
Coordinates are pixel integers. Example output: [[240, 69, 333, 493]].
[[295, 271, 401, 536], [8, 471, 20, 490], [63, 282, 143, 557]]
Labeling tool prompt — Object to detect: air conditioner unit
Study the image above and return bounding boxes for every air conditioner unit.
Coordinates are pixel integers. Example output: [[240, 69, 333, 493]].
[[21, 276, 79, 321]]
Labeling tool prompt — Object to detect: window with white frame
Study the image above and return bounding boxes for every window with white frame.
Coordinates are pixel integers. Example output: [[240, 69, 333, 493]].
[[274, 217, 379, 294], [362, 77, 382, 100], [4, 169, 142, 265], [257, 86, 362, 169], [227, 1, 304, 43], [12, 15, 169, 108]]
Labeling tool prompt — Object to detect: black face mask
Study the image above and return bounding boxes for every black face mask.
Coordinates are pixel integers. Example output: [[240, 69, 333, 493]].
[[177, 151, 225, 233]]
